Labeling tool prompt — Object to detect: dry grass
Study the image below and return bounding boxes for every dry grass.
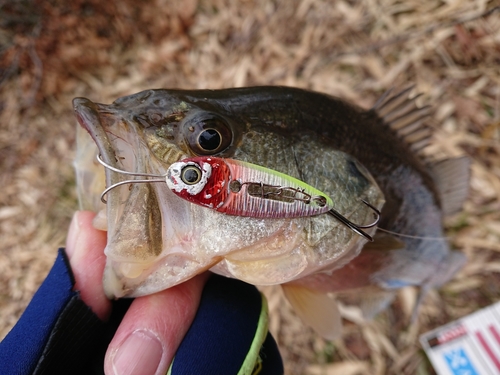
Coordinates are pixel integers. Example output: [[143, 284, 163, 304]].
[[1, 0, 499, 374]]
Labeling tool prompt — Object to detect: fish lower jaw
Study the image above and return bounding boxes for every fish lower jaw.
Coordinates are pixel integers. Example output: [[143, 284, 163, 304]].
[[102, 247, 216, 298], [92, 208, 108, 231], [103, 259, 156, 298], [114, 252, 192, 280], [118, 261, 150, 279]]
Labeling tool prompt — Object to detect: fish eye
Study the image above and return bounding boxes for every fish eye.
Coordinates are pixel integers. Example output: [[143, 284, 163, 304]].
[[180, 165, 202, 185], [183, 113, 232, 155], [198, 129, 222, 151]]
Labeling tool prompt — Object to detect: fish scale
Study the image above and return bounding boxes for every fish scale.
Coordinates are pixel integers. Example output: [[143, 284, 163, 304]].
[[292, 140, 372, 213], [234, 130, 299, 176]]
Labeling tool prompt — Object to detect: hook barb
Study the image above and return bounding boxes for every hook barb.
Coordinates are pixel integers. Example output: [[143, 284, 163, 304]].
[[327, 200, 381, 241]]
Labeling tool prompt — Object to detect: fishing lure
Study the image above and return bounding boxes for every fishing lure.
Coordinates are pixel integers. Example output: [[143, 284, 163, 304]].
[[98, 155, 380, 240], [166, 157, 332, 218]]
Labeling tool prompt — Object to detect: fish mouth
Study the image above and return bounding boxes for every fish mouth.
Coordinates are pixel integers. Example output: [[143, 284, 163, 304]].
[[73, 97, 132, 235], [73, 97, 214, 298]]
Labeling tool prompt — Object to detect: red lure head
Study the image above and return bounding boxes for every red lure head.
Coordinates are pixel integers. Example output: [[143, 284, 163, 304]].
[[166, 157, 231, 209]]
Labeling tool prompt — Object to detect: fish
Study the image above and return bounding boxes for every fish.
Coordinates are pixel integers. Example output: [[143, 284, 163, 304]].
[[73, 86, 469, 339]]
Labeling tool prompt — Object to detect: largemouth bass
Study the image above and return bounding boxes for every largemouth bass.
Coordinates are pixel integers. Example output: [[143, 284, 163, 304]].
[[73, 86, 468, 339]]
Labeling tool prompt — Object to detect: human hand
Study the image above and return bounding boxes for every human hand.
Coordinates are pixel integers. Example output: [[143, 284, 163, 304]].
[[66, 211, 209, 375]]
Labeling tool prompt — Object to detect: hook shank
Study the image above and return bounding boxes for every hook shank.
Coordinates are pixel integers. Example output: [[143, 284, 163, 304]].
[[97, 154, 166, 203]]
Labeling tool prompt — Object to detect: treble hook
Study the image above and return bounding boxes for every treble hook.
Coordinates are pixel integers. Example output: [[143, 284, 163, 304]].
[[327, 200, 380, 242], [96, 154, 166, 203]]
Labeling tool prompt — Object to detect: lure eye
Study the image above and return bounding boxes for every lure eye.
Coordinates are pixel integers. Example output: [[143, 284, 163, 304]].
[[166, 161, 211, 196], [180, 165, 202, 185], [183, 113, 233, 155]]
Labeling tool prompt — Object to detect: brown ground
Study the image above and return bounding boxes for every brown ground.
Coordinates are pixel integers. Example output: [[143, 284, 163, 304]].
[[1, 1, 499, 374]]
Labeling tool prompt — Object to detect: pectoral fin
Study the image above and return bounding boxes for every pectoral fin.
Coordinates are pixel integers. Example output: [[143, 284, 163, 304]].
[[281, 284, 342, 340]]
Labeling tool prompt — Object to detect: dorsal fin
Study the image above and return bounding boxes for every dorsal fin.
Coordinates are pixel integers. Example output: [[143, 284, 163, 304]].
[[373, 87, 470, 215], [372, 86, 432, 157], [430, 156, 470, 216]]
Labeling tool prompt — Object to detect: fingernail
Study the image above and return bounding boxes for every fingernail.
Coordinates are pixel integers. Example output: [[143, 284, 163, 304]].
[[66, 211, 82, 258], [112, 330, 163, 375]]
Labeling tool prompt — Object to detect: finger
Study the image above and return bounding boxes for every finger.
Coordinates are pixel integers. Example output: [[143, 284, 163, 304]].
[[104, 272, 210, 375], [66, 210, 111, 321]]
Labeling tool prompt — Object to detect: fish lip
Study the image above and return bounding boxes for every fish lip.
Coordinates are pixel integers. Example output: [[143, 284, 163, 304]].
[[73, 97, 115, 163], [73, 97, 122, 207]]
